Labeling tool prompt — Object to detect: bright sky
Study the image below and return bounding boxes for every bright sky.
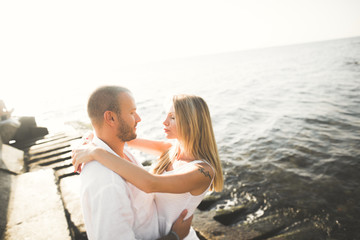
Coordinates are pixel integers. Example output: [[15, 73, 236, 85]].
[[0, 0, 360, 114]]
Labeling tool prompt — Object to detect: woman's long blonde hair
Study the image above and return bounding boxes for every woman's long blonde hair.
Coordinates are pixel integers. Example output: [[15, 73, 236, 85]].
[[152, 94, 223, 192]]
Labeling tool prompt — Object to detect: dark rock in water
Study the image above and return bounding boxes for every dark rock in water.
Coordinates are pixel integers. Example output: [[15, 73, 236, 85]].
[[213, 205, 247, 226], [29, 126, 49, 139], [12, 116, 48, 142], [12, 117, 37, 140], [193, 209, 260, 240], [197, 193, 223, 210]]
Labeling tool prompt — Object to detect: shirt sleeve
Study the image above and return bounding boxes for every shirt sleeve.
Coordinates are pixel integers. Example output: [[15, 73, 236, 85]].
[[85, 182, 137, 240]]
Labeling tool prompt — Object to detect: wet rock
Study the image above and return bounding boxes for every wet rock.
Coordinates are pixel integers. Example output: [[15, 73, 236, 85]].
[[198, 193, 223, 210], [192, 209, 259, 240], [213, 205, 248, 225], [267, 220, 326, 240]]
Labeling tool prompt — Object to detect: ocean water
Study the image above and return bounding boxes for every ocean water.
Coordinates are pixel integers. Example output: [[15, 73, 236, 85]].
[[37, 36, 360, 239]]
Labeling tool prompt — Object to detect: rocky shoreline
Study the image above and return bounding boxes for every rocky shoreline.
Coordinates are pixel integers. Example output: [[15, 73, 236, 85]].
[[0, 123, 326, 240]]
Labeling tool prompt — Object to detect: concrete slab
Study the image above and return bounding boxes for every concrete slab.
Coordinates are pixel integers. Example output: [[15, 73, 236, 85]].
[[55, 165, 77, 180], [28, 146, 72, 163], [29, 142, 71, 156], [26, 135, 80, 152], [4, 169, 71, 240], [59, 175, 86, 237], [44, 159, 73, 171], [28, 153, 72, 169], [0, 144, 25, 174]]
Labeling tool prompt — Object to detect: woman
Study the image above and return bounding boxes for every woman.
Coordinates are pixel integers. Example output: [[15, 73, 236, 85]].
[[72, 94, 223, 239]]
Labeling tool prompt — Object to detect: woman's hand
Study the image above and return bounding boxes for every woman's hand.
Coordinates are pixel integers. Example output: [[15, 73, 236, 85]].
[[72, 142, 99, 173], [71, 131, 95, 173], [81, 131, 94, 144]]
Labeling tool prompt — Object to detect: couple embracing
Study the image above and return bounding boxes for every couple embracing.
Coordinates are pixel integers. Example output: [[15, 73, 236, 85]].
[[72, 86, 223, 240]]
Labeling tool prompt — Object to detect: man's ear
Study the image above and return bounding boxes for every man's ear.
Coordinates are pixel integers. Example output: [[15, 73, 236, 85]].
[[103, 111, 116, 126]]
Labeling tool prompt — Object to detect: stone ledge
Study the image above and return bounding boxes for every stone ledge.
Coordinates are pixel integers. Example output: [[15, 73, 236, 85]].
[[4, 169, 71, 240], [60, 175, 87, 239]]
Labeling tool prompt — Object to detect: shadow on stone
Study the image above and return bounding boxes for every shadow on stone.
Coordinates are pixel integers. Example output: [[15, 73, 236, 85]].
[[0, 170, 12, 239]]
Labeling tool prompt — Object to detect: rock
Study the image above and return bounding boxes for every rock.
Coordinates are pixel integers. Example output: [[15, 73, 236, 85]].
[[12, 116, 37, 142], [197, 193, 223, 211], [267, 221, 325, 240], [192, 209, 259, 240], [4, 169, 71, 240], [213, 205, 248, 226]]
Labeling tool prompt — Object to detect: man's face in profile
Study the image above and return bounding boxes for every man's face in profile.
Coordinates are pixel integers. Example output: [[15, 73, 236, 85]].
[[116, 92, 141, 142]]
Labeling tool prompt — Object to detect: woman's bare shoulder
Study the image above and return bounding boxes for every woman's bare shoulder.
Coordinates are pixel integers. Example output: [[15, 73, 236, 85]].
[[192, 161, 214, 180]]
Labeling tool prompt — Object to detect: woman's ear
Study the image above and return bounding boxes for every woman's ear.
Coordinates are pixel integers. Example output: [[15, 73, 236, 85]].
[[103, 111, 116, 126]]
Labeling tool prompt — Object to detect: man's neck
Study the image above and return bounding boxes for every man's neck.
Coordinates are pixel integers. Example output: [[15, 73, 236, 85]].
[[96, 132, 126, 158]]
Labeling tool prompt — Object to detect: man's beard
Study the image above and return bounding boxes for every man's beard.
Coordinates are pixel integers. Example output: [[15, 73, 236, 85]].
[[116, 117, 137, 142]]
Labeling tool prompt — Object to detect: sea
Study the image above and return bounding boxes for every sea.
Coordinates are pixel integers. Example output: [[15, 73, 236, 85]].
[[34, 36, 360, 239]]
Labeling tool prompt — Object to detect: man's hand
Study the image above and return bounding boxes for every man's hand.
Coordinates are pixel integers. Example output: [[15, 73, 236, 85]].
[[157, 209, 193, 240], [171, 209, 193, 239]]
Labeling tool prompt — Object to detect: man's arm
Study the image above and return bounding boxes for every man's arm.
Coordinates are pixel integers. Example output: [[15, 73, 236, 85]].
[[158, 210, 193, 240]]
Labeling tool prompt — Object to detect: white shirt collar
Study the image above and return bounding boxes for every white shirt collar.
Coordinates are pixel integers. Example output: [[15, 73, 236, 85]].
[[92, 133, 136, 164], [92, 134, 120, 157]]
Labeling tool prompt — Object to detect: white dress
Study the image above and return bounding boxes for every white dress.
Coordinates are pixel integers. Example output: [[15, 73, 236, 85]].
[[154, 160, 214, 240]]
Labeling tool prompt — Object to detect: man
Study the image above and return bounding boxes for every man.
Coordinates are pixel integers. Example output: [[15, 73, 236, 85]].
[[77, 86, 191, 239]]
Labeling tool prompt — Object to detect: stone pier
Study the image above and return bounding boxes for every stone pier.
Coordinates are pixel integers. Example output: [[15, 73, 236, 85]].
[[0, 132, 84, 240]]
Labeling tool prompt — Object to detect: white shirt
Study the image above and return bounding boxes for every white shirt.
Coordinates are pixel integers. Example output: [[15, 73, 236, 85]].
[[80, 136, 159, 240]]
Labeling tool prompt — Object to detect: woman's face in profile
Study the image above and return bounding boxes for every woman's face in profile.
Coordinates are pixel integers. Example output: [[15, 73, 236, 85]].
[[163, 105, 178, 139]]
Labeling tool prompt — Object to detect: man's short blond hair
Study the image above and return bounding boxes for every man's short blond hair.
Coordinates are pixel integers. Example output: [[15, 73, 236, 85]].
[[87, 86, 130, 126]]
